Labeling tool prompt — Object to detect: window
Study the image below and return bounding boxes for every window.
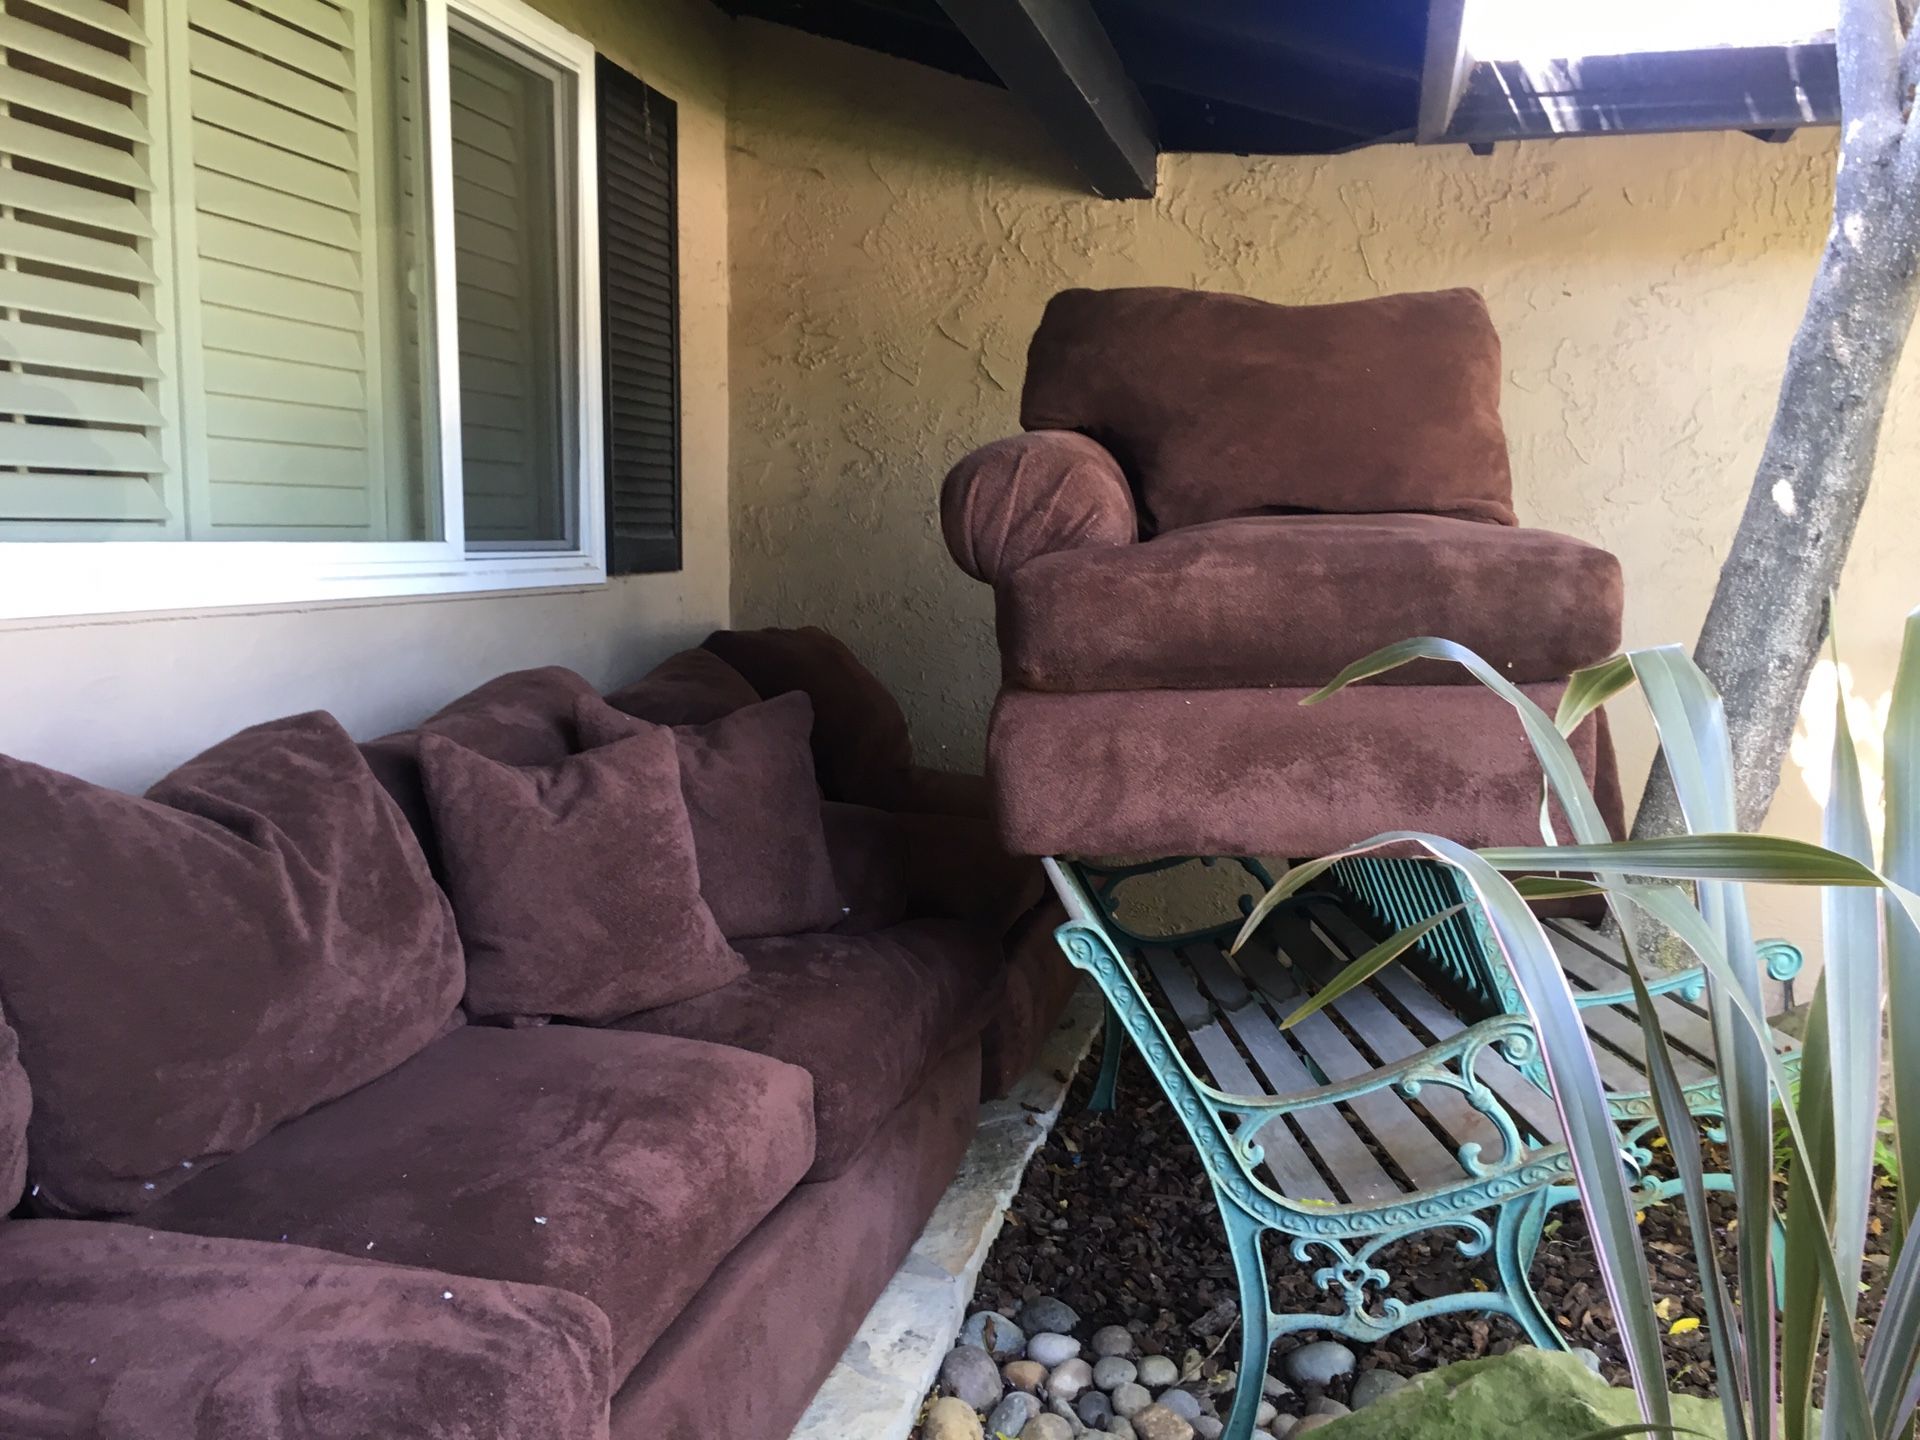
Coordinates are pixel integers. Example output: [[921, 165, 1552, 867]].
[[0, 0, 670, 622]]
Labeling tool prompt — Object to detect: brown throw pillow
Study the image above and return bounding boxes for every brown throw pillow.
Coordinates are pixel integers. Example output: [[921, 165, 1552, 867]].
[[604, 648, 760, 726], [576, 692, 843, 940], [0, 713, 465, 1217], [420, 728, 745, 1021]]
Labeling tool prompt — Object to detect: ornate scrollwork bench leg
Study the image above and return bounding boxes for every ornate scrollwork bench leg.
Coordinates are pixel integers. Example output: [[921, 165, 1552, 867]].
[[1044, 859, 1576, 1440]]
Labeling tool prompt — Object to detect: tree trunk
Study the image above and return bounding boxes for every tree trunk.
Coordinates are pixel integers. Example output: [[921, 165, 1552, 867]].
[[1631, 116, 1920, 847]]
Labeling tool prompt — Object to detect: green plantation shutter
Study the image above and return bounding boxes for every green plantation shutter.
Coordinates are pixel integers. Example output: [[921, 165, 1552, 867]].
[[173, 0, 414, 538], [596, 56, 679, 575], [450, 28, 565, 545], [0, 0, 182, 536]]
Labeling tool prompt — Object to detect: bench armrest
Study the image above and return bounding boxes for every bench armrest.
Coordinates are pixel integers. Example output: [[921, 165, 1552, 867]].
[[940, 430, 1138, 585]]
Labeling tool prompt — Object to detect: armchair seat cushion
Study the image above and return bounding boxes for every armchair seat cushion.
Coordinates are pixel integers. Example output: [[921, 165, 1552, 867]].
[[1000, 513, 1622, 693], [612, 921, 1004, 1180], [139, 1026, 816, 1386]]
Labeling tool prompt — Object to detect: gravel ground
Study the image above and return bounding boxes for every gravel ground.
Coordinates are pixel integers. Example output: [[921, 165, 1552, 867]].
[[972, 1041, 1895, 1402]]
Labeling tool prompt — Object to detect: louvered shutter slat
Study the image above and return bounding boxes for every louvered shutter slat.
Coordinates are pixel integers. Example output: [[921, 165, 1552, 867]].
[[597, 57, 680, 575], [0, 1, 176, 535]]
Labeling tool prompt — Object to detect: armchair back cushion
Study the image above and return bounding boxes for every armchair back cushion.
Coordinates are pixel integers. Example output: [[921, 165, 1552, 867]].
[[0, 1008, 28, 1212], [420, 728, 745, 1023], [1020, 285, 1516, 531], [0, 713, 464, 1217]]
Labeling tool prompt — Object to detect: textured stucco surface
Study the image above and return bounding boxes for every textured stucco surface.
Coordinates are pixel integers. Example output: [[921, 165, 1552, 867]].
[[0, 0, 732, 792], [727, 22, 1920, 963]]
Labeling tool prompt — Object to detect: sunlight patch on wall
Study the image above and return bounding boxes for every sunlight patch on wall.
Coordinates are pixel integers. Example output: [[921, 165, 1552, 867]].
[[1790, 657, 1890, 846]]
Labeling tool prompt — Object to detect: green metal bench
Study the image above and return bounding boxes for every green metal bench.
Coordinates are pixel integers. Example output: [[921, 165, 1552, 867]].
[[1046, 854, 1803, 1440]]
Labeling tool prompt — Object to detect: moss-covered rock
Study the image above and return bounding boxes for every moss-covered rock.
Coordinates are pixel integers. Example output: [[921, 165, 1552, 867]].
[[1312, 1348, 1724, 1440]]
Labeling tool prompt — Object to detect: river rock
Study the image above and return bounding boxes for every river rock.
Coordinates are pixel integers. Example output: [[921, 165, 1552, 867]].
[[1006, 1360, 1048, 1393], [1090, 1325, 1136, 1359], [1131, 1404, 1195, 1440], [1267, 1416, 1299, 1439], [1305, 1397, 1349, 1419], [1023, 1416, 1075, 1440], [1019, 1296, 1082, 1336], [1093, 1357, 1138, 1391], [1136, 1355, 1179, 1388], [1282, 1341, 1356, 1388], [1262, 1373, 1293, 1399], [1157, 1389, 1202, 1421], [939, 1345, 1003, 1412], [1111, 1381, 1153, 1418], [1192, 1419, 1224, 1440], [1029, 1333, 1083, 1368], [1048, 1358, 1095, 1401], [1351, 1369, 1410, 1409], [1079, 1390, 1115, 1428], [1291, 1416, 1336, 1435], [1254, 1400, 1278, 1426], [988, 1391, 1043, 1437], [924, 1396, 985, 1440], [962, 1310, 1026, 1362]]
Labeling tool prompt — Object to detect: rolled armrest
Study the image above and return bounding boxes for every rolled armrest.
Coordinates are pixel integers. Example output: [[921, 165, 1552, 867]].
[[941, 430, 1138, 585]]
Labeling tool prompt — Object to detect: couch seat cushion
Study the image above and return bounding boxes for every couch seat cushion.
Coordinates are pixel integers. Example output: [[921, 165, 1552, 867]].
[[0, 712, 464, 1218], [1000, 513, 1622, 693], [0, 1221, 613, 1440], [613, 921, 1004, 1180], [139, 1026, 816, 1385]]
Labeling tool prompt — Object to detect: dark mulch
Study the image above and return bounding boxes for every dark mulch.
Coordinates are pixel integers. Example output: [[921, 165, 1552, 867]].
[[976, 1042, 1895, 1403]]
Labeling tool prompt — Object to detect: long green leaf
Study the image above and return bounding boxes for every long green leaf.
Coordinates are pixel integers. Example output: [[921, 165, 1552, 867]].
[[1276, 907, 1462, 1029], [1782, 978, 1833, 1440], [1557, 653, 1638, 736], [1885, 607, 1920, 1253], [1821, 645, 1882, 1332]]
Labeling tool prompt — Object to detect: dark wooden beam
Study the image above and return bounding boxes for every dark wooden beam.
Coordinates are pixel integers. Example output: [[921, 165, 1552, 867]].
[[933, 0, 1158, 198], [1417, 0, 1472, 142]]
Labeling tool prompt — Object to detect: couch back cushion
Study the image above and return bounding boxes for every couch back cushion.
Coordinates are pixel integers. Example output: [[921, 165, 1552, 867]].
[[700, 627, 914, 807], [361, 667, 598, 876], [420, 728, 746, 1022], [604, 648, 761, 726], [0, 1007, 28, 1212], [1019, 286, 1516, 532], [577, 692, 842, 939], [0, 713, 464, 1217]]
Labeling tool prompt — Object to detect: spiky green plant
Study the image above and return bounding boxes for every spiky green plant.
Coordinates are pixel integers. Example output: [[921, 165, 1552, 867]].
[[1231, 606, 1920, 1440]]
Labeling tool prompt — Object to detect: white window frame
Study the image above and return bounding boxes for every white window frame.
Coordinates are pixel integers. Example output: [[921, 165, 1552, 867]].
[[0, 0, 606, 626]]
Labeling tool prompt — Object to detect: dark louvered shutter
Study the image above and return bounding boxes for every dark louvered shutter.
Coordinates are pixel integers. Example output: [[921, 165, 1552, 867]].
[[597, 58, 681, 574]]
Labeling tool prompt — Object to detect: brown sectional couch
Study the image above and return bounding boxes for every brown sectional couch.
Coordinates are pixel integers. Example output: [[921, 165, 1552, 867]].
[[0, 627, 1076, 1440]]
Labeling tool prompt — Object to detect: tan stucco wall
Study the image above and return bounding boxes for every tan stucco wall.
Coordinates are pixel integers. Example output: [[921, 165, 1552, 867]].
[[726, 22, 1920, 966], [0, 0, 731, 793]]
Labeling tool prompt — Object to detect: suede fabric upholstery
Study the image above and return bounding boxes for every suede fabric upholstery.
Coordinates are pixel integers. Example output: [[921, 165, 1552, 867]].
[[611, 1042, 980, 1440], [0, 1222, 613, 1440], [821, 802, 912, 935], [1021, 286, 1516, 531], [604, 648, 761, 726], [1001, 512, 1624, 691], [420, 729, 744, 1023], [701, 627, 915, 807], [611, 921, 1003, 1181], [941, 430, 1138, 584], [140, 1025, 816, 1385], [362, 666, 597, 878], [0, 1008, 30, 1212], [576, 693, 842, 940], [987, 682, 1620, 858], [0, 713, 463, 1218], [979, 897, 1078, 1100]]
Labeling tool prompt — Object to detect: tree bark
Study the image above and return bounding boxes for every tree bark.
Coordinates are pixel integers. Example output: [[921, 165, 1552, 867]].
[[1631, 13, 1920, 847]]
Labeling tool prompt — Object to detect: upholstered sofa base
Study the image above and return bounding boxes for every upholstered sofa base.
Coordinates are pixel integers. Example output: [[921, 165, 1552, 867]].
[[988, 682, 1622, 858], [610, 1040, 981, 1439]]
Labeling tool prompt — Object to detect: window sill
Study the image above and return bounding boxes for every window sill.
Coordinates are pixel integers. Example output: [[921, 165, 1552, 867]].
[[0, 546, 609, 629]]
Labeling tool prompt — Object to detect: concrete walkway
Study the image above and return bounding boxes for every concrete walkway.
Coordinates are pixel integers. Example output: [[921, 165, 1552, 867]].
[[786, 982, 1104, 1440]]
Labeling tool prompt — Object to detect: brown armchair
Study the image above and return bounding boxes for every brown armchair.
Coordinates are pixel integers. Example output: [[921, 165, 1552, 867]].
[[941, 284, 1625, 858]]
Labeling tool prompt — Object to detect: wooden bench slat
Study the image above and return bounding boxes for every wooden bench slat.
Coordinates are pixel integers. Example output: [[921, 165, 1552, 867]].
[[1254, 921, 1507, 1163], [1136, 944, 1337, 1203], [1145, 944, 1397, 1204], [1192, 939, 1467, 1194], [1544, 924, 1721, 1062]]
